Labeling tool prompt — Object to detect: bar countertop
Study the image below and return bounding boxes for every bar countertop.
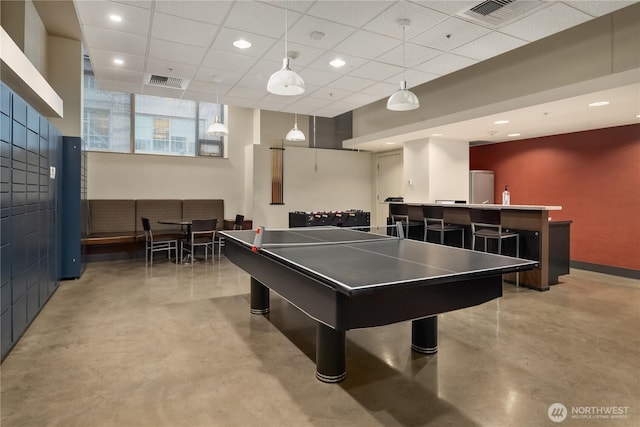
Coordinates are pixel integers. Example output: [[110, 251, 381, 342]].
[[400, 203, 563, 211]]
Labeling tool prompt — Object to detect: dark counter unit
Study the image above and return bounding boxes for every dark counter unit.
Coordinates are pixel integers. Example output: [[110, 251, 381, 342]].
[[289, 210, 370, 228]]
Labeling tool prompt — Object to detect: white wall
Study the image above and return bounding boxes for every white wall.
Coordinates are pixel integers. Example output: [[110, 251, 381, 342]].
[[403, 140, 430, 203], [400, 137, 469, 203], [428, 138, 469, 202], [252, 145, 373, 228]]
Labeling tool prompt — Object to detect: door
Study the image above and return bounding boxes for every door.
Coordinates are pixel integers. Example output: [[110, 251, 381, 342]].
[[376, 152, 402, 227]]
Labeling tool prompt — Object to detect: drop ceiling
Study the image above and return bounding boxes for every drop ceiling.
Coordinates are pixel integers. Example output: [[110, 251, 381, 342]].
[[33, 1, 640, 151]]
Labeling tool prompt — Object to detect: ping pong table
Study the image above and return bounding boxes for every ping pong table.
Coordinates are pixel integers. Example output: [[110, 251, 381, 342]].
[[220, 226, 537, 382]]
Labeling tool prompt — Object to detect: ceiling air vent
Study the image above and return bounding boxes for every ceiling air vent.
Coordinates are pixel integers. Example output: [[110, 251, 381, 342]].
[[458, 0, 548, 28], [145, 74, 187, 90]]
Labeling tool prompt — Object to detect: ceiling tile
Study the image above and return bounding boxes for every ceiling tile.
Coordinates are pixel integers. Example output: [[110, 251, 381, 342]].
[[309, 87, 352, 101], [151, 13, 218, 48], [261, 1, 315, 14], [566, 1, 637, 17], [375, 42, 441, 68], [414, 53, 477, 75], [328, 75, 376, 91], [89, 49, 145, 72], [286, 96, 335, 111], [452, 32, 527, 61], [364, 1, 448, 39], [243, 59, 284, 87], [212, 28, 277, 58], [414, 1, 479, 16], [349, 61, 403, 81], [201, 50, 258, 72], [385, 69, 439, 88], [226, 86, 269, 100], [360, 81, 400, 97], [145, 58, 197, 81], [410, 17, 491, 51], [218, 96, 259, 109], [83, 26, 148, 56], [297, 68, 342, 87], [149, 39, 206, 65], [287, 16, 357, 50], [193, 67, 245, 87], [263, 41, 326, 68], [334, 30, 401, 59], [340, 91, 384, 105], [224, 1, 300, 38], [306, 52, 368, 75], [154, 0, 233, 25], [305, 1, 394, 28], [111, 1, 153, 9], [75, 1, 151, 36], [500, 2, 593, 42]]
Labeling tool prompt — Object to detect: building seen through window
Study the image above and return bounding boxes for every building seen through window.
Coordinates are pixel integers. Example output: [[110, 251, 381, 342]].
[[82, 56, 226, 158]]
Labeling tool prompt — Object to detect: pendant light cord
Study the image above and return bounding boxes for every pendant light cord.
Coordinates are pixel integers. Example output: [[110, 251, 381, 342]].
[[284, 3, 288, 58], [402, 24, 406, 82]]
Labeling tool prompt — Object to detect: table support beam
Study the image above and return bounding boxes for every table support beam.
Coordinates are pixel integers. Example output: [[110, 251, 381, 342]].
[[411, 316, 438, 354], [316, 323, 346, 383]]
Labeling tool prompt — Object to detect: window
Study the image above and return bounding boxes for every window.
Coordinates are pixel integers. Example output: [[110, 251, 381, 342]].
[[82, 57, 227, 158], [82, 57, 131, 152]]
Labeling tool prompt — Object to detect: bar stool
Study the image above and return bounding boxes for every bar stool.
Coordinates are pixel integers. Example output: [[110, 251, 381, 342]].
[[470, 208, 520, 286], [422, 205, 464, 247], [389, 203, 411, 237]]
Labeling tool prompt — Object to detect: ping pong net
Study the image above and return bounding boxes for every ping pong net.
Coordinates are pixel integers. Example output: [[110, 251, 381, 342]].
[[250, 223, 405, 253]]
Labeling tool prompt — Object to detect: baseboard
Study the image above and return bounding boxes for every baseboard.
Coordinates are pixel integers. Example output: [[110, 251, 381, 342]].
[[570, 261, 640, 279]]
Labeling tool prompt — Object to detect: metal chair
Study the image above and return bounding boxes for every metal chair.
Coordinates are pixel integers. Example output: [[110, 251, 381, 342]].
[[182, 219, 217, 263], [141, 217, 179, 266], [423, 205, 464, 247], [470, 209, 520, 285], [217, 214, 244, 259]]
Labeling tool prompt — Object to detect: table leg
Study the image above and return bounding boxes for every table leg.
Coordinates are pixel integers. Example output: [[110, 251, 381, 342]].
[[411, 316, 438, 354], [316, 323, 346, 383], [250, 278, 270, 314]]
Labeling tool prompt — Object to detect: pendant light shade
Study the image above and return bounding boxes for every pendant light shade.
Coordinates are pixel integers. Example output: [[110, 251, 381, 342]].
[[207, 78, 228, 136], [387, 19, 419, 112], [267, 3, 304, 96], [268, 58, 305, 96], [387, 80, 420, 111], [285, 113, 305, 141]]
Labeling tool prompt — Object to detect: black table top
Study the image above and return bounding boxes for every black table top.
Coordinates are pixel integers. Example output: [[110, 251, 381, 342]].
[[220, 228, 537, 295]]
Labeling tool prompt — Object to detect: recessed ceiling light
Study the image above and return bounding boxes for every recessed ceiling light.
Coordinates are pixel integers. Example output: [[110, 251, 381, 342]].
[[636, 114, 640, 118], [385, 142, 396, 145], [233, 39, 251, 49], [113, 58, 124, 65], [431, 133, 443, 136], [109, 14, 122, 22], [494, 120, 509, 125], [329, 58, 346, 68], [508, 133, 521, 137], [588, 101, 610, 107]]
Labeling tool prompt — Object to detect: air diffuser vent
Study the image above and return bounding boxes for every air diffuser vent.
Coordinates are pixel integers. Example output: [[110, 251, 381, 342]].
[[145, 74, 187, 89], [459, 0, 547, 27]]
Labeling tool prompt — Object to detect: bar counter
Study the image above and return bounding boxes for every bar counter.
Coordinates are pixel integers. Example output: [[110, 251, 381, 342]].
[[391, 203, 568, 291]]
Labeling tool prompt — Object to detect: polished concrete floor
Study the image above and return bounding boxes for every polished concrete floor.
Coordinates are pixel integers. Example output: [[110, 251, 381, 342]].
[[1, 255, 638, 427]]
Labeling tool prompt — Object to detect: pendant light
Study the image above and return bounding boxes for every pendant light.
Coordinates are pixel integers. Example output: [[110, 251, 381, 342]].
[[387, 19, 419, 111], [267, 3, 305, 96], [285, 113, 305, 141], [207, 78, 228, 136]]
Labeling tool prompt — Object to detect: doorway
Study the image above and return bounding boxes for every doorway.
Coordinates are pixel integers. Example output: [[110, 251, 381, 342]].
[[376, 152, 402, 226]]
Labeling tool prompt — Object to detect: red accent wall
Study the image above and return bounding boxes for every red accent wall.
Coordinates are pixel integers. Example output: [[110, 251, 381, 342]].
[[470, 124, 640, 271]]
